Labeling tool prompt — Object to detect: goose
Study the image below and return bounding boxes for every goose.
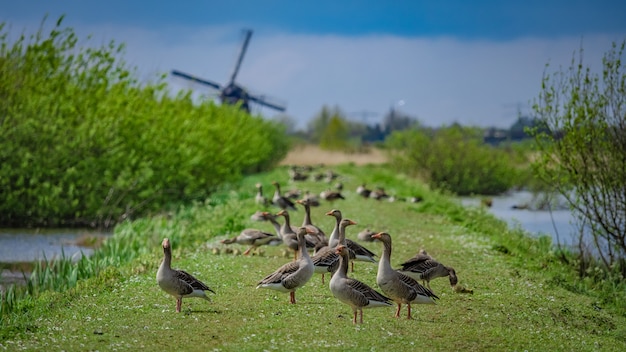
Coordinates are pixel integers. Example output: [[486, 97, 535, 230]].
[[156, 238, 215, 313], [356, 184, 371, 198], [311, 218, 356, 284], [303, 190, 320, 207], [296, 198, 327, 246], [220, 229, 277, 255], [397, 249, 458, 291], [275, 210, 316, 260], [326, 209, 377, 271], [371, 232, 438, 319], [320, 189, 345, 202], [369, 187, 389, 201], [288, 166, 309, 181], [256, 227, 315, 304], [357, 228, 377, 242], [284, 188, 302, 200], [324, 169, 339, 183], [330, 245, 393, 324], [255, 183, 268, 206], [272, 181, 297, 211]]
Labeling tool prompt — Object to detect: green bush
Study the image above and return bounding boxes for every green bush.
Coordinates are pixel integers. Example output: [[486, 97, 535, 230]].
[[385, 125, 520, 195], [0, 17, 288, 228]]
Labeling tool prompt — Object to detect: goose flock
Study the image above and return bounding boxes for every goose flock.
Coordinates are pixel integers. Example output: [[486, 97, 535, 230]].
[[156, 168, 464, 324]]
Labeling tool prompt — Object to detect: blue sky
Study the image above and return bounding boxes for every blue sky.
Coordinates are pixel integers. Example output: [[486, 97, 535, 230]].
[[2, 1, 626, 128]]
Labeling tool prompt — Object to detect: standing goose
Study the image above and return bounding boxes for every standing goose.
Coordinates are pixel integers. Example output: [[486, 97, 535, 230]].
[[371, 232, 438, 319], [296, 198, 327, 247], [256, 227, 315, 304], [255, 183, 269, 206], [276, 210, 315, 260], [272, 181, 297, 211], [220, 228, 277, 255], [156, 238, 215, 313], [326, 209, 377, 271], [311, 218, 357, 284], [330, 245, 393, 324], [397, 249, 458, 291]]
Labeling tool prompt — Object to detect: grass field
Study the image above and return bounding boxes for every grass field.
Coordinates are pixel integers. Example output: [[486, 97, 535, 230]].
[[1, 163, 625, 351]]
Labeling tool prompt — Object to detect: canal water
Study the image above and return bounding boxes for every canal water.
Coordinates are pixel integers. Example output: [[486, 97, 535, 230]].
[[460, 190, 580, 247], [0, 228, 111, 288]]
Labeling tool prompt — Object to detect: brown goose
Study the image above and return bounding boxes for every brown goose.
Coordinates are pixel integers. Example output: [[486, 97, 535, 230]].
[[357, 228, 377, 242], [256, 227, 315, 304], [303, 190, 321, 207], [397, 249, 458, 291], [275, 210, 315, 260], [288, 166, 309, 181], [156, 238, 215, 312], [320, 189, 345, 202], [356, 183, 371, 198], [220, 228, 278, 255], [255, 183, 269, 206], [371, 232, 438, 319], [272, 181, 297, 211], [296, 198, 327, 247], [369, 187, 389, 201], [311, 218, 356, 284], [326, 209, 377, 271], [330, 245, 393, 324]]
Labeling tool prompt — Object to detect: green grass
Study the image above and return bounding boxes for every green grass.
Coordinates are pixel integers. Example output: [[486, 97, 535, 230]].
[[1, 164, 625, 351]]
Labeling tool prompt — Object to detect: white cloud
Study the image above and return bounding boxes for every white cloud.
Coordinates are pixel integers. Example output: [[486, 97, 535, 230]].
[[5, 18, 624, 129]]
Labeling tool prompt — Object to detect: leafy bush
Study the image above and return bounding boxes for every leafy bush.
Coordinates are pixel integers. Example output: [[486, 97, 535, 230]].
[[385, 125, 520, 195], [0, 17, 288, 228]]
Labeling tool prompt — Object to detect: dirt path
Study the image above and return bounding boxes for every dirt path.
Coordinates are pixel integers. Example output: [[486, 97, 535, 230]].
[[279, 144, 388, 166]]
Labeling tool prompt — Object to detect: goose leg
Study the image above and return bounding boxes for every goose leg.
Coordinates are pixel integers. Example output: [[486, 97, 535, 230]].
[[353, 310, 358, 324], [243, 247, 253, 255], [407, 303, 412, 320], [176, 298, 182, 313], [289, 291, 296, 304], [395, 303, 402, 318], [321, 273, 325, 285], [359, 309, 364, 324]]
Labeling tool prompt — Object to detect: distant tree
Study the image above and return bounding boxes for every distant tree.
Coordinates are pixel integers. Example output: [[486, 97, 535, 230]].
[[307, 105, 334, 143], [319, 115, 349, 151], [530, 40, 626, 274]]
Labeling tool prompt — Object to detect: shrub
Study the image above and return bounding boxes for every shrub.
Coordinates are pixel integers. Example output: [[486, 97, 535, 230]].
[[385, 125, 520, 195]]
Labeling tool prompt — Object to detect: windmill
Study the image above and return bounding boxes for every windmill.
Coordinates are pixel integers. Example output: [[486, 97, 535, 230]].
[[171, 29, 286, 113]]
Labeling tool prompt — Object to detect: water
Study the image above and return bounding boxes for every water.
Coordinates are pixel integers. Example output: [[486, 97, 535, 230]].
[[460, 190, 581, 247], [0, 228, 111, 288], [0, 228, 110, 263]]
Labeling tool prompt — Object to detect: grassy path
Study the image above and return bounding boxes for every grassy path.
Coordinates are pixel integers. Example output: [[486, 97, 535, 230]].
[[1, 164, 625, 351]]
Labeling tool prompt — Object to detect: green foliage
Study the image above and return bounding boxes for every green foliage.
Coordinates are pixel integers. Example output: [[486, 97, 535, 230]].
[[530, 40, 626, 271], [0, 17, 288, 228], [385, 124, 521, 195], [319, 115, 349, 150]]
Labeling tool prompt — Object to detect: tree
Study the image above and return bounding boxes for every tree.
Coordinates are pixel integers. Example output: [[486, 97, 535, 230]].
[[307, 105, 334, 143], [319, 115, 349, 151], [530, 40, 626, 273]]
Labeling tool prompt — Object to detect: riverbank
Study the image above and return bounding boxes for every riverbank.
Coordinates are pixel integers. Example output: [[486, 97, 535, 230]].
[[1, 164, 625, 350]]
